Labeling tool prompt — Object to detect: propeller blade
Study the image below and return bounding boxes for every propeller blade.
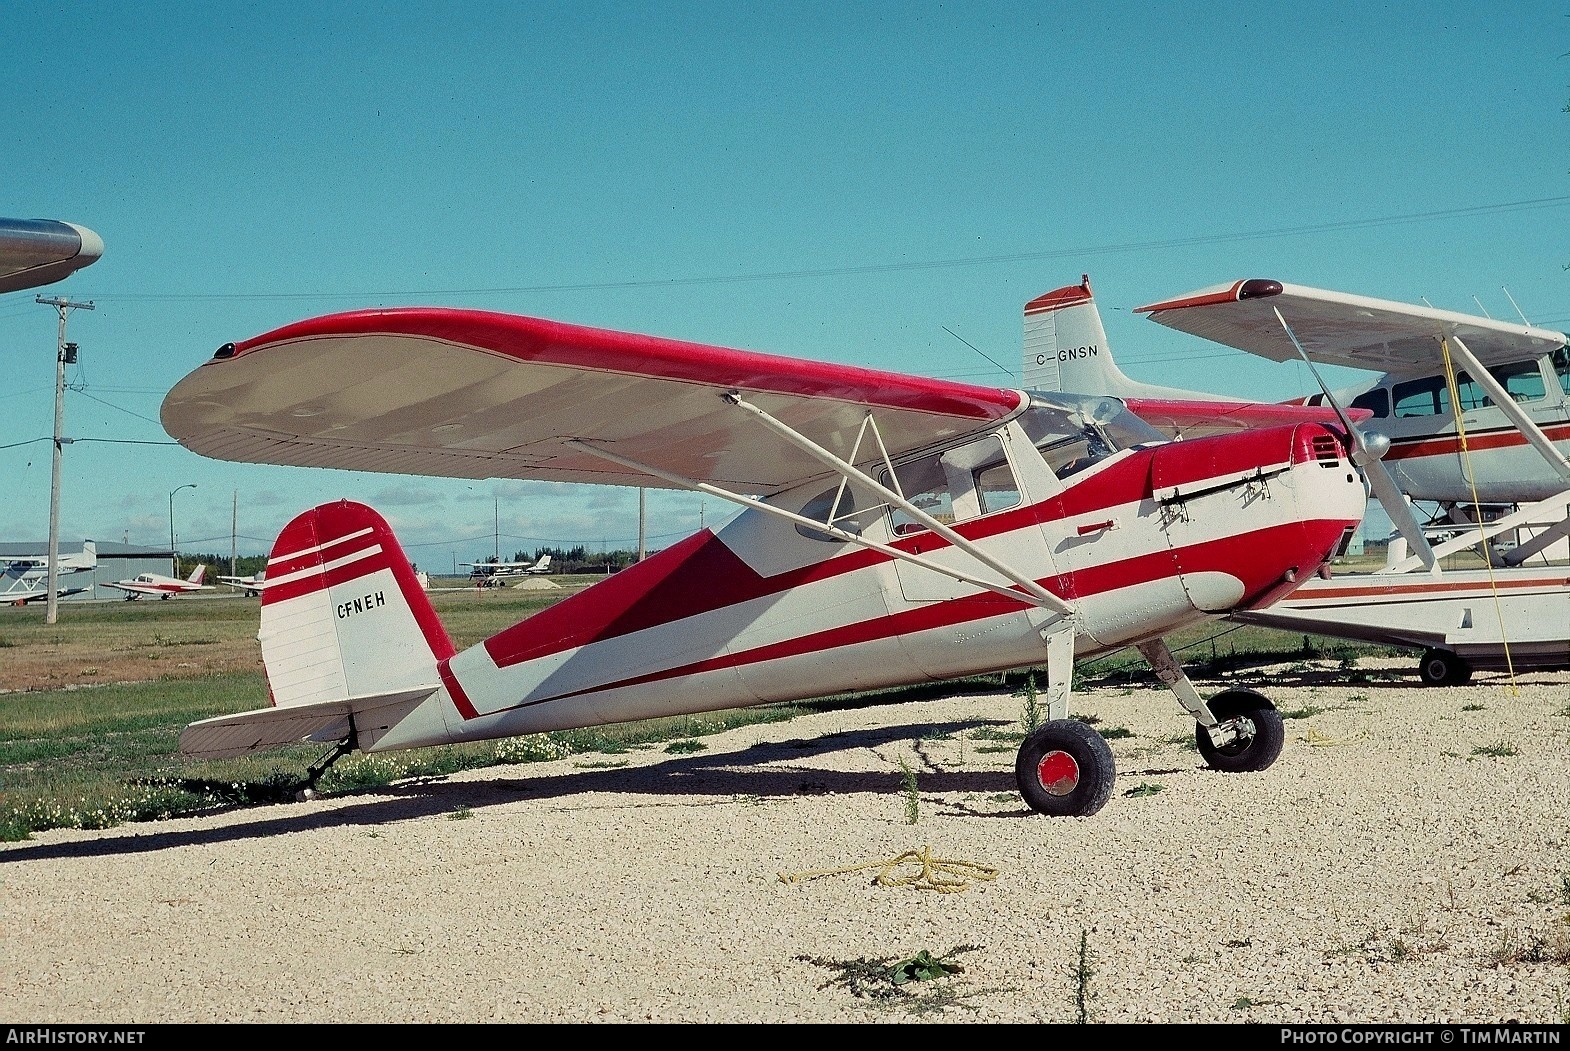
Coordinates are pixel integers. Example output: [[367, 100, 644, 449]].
[[1272, 308, 1439, 571]]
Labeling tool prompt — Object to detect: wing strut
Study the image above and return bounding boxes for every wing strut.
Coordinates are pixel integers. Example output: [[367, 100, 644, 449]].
[[1272, 307, 1440, 572], [721, 393, 1075, 617], [565, 423, 1074, 620], [1444, 333, 1570, 488]]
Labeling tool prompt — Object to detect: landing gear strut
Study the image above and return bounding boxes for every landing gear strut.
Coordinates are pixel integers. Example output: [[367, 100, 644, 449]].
[[293, 738, 355, 802]]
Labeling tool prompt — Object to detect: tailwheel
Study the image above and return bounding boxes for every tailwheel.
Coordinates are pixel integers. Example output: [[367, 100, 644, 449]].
[[1418, 648, 1472, 686], [1196, 688, 1285, 773], [1015, 719, 1116, 817]]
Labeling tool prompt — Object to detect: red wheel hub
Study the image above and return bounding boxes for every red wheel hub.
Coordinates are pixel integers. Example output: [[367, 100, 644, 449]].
[[1035, 750, 1080, 796]]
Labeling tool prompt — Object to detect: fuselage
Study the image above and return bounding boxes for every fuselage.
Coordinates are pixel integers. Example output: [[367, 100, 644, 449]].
[[372, 408, 1366, 752], [1305, 349, 1570, 504]]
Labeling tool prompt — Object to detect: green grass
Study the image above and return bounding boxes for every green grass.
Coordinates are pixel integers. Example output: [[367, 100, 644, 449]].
[[0, 600, 1400, 842]]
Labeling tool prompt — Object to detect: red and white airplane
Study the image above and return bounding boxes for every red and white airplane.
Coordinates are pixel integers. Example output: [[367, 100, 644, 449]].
[[1026, 276, 1570, 684], [161, 304, 1367, 816], [105, 563, 213, 600]]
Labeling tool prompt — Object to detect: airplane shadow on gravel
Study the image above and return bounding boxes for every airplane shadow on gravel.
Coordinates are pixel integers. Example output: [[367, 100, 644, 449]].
[[2, 714, 1218, 862]]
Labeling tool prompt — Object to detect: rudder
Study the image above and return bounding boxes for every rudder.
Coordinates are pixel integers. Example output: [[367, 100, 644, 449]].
[[258, 500, 455, 708]]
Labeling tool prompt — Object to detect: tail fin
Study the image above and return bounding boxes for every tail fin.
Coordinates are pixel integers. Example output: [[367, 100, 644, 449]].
[[258, 500, 455, 709], [67, 540, 97, 570], [1023, 276, 1124, 393], [1022, 275, 1234, 402], [533, 553, 552, 572], [187, 564, 207, 584]]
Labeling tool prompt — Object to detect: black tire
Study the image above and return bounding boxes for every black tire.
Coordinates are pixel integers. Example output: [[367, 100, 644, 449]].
[[1015, 719, 1116, 817], [1418, 648, 1472, 686], [1196, 688, 1285, 773]]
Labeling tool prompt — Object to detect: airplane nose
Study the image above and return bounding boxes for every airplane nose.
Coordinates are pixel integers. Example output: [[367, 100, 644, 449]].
[[1150, 423, 1366, 613]]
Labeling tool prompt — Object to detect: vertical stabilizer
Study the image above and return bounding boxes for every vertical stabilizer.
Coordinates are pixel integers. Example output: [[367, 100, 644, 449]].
[[1023, 276, 1120, 392], [1022, 276, 1232, 401], [259, 500, 455, 708]]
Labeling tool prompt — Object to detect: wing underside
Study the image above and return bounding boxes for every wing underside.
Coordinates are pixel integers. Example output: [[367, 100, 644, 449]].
[[160, 308, 1027, 495], [1138, 279, 1569, 374]]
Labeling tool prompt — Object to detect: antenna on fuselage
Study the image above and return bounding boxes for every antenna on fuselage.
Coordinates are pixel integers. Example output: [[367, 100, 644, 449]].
[[1501, 287, 1531, 327], [944, 326, 1016, 382]]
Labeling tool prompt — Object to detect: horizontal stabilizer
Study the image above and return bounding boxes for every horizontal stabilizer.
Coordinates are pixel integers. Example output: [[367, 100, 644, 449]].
[[179, 685, 439, 760]]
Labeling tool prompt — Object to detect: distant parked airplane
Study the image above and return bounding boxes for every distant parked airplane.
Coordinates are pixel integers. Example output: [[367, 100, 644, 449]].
[[1, 541, 97, 605], [462, 553, 553, 587], [218, 571, 269, 597], [104, 564, 213, 600]]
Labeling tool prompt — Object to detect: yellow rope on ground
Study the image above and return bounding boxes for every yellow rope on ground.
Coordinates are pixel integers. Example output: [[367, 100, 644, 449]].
[[1439, 338, 1519, 697], [779, 845, 999, 894], [1303, 725, 1365, 747]]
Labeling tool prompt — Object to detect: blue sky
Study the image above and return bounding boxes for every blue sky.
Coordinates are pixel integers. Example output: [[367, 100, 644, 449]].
[[2, 1, 1566, 569]]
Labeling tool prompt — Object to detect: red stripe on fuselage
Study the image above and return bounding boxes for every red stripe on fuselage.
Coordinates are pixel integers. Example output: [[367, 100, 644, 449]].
[[1383, 422, 1570, 461], [467, 517, 1353, 716], [482, 427, 1330, 670]]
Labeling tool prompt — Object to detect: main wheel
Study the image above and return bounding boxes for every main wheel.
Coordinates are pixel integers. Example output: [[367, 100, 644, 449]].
[[1418, 648, 1472, 686], [1196, 688, 1285, 773], [1015, 719, 1116, 817]]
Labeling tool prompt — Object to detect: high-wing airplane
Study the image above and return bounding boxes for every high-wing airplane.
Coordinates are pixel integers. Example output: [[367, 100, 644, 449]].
[[218, 571, 269, 597], [104, 564, 213, 600], [1, 541, 97, 605], [0, 218, 104, 294], [161, 304, 1367, 817], [1026, 276, 1570, 684], [1029, 276, 1570, 512], [462, 553, 553, 587]]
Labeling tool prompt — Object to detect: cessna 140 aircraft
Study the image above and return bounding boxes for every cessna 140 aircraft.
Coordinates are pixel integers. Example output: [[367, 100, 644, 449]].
[[160, 303, 1368, 817], [1026, 275, 1570, 684]]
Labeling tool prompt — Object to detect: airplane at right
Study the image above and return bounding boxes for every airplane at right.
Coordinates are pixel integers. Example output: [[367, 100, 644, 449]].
[[1025, 275, 1570, 684]]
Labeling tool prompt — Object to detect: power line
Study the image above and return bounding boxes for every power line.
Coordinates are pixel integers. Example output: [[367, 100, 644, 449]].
[[66, 195, 1570, 304]]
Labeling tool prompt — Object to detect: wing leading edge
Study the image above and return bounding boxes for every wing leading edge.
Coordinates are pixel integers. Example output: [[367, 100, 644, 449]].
[[1138, 279, 1569, 374], [161, 308, 1027, 495]]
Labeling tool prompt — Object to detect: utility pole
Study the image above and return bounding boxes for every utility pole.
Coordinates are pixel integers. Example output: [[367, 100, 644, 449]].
[[36, 295, 93, 625], [230, 490, 238, 579], [637, 487, 646, 562]]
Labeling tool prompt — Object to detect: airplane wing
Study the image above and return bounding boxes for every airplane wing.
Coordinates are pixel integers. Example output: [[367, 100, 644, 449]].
[[1137, 279, 1570, 374], [1120, 396, 1370, 441], [160, 308, 1028, 495]]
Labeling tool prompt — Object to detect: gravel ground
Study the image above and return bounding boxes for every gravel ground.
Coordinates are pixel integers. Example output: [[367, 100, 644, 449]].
[[4, 660, 1569, 1024]]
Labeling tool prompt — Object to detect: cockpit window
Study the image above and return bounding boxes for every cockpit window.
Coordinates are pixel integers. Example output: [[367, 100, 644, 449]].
[[1018, 392, 1163, 479], [884, 434, 1020, 537], [1351, 388, 1390, 419], [795, 483, 876, 542]]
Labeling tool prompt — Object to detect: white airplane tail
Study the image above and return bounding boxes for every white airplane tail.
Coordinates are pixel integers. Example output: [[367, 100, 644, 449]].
[[63, 540, 96, 571], [1022, 275, 1230, 401], [258, 500, 456, 709], [532, 553, 552, 573], [187, 563, 207, 585]]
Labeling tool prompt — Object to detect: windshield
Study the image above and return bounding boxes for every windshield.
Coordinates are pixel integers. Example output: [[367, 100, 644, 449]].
[[1017, 392, 1165, 479]]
